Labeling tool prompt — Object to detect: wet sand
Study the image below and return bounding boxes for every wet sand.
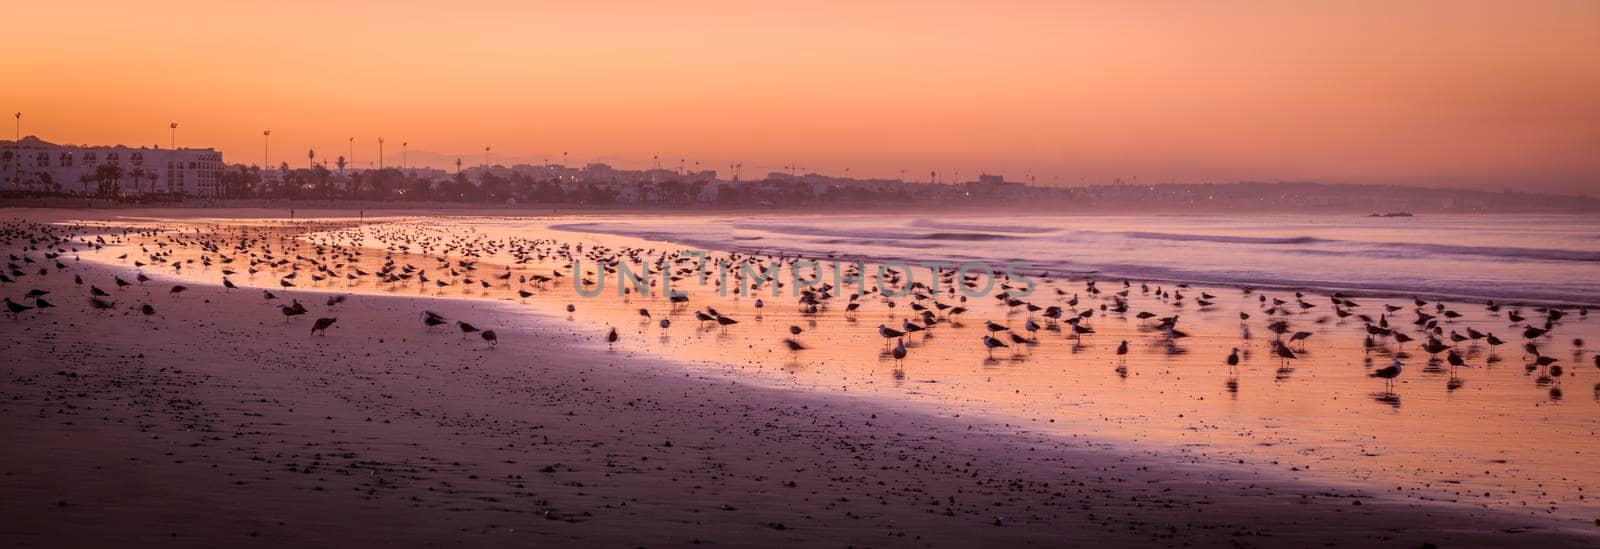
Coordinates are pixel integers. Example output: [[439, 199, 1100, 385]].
[[2, 208, 1597, 547]]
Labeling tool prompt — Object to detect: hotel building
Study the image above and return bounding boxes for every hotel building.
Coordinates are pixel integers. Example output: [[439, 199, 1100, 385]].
[[1, 136, 224, 196]]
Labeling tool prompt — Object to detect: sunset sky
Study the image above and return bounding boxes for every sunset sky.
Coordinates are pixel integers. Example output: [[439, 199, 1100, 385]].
[[4, 1, 1597, 192]]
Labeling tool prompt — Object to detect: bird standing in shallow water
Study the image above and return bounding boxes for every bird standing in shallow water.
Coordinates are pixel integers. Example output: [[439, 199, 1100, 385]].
[[878, 324, 906, 346], [981, 335, 1008, 356], [1371, 359, 1403, 394], [783, 338, 806, 354]]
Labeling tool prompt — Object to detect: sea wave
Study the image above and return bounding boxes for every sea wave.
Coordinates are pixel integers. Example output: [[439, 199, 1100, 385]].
[[909, 218, 1060, 235], [735, 223, 1016, 242], [1108, 231, 1600, 262], [1116, 231, 1325, 245]]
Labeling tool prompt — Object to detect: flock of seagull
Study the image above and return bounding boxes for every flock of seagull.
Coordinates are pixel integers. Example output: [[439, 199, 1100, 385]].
[[3, 218, 1597, 403]]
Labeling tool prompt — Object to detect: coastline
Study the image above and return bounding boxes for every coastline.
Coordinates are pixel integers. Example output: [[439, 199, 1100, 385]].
[[2, 212, 1596, 546]]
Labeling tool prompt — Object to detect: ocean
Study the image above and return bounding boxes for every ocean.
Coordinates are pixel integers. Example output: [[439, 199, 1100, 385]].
[[553, 213, 1600, 305]]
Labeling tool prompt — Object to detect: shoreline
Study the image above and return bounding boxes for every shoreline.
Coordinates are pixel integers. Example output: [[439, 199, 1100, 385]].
[[2, 213, 1597, 546], [21, 204, 1589, 308], [33, 212, 1600, 517]]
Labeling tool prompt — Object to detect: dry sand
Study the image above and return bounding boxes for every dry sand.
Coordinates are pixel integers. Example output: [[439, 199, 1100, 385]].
[[1, 210, 1596, 547]]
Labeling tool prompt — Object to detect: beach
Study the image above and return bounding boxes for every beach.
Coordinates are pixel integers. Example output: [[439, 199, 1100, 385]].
[[2, 208, 1597, 547]]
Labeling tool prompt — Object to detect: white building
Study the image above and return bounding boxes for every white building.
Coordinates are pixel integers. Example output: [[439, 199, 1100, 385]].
[[1, 136, 224, 196]]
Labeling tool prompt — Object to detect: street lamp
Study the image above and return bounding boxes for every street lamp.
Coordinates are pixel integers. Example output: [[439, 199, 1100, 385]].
[[169, 122, 178, 149], [262, 130, 271, 169], [378, 137, 384, 170]]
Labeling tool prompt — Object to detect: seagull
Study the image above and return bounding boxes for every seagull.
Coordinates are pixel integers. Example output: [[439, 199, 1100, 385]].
[[310, 317, 337, 336], [3, 298, 32, 316], [421, 310, 446, 329], [279, 300, 307, 319], [607, 327, 619, 348], [901, 319, 925, 334], [1272, 341, 1297, 363], [981, 334, 1009, 356], [878, 324, 906, 343], [1288, 331, 1312, 346], [1371, 358, 1403, 393], [891, 338, 907, 364], [1485, 333, 1505, 349]]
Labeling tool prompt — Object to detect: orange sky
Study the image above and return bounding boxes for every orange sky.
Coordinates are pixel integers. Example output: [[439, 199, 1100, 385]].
[[4, 1, 1598, 192]]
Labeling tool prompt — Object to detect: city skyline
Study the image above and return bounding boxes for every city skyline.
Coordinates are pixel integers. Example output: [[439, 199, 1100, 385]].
[[4, 1, 1598, 193]]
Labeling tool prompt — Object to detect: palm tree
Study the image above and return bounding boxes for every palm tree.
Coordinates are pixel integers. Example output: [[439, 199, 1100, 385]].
[[456, 157, 462, 174], [93, 164, 124, 197], [336, 155, 347, 174], [308, 148, 316, 169], [113, 165, 129, 196], [129, 167, 147, 194]]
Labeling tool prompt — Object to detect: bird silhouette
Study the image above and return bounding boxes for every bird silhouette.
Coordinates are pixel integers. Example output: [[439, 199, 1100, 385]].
[[311, 317, 337, 335]]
